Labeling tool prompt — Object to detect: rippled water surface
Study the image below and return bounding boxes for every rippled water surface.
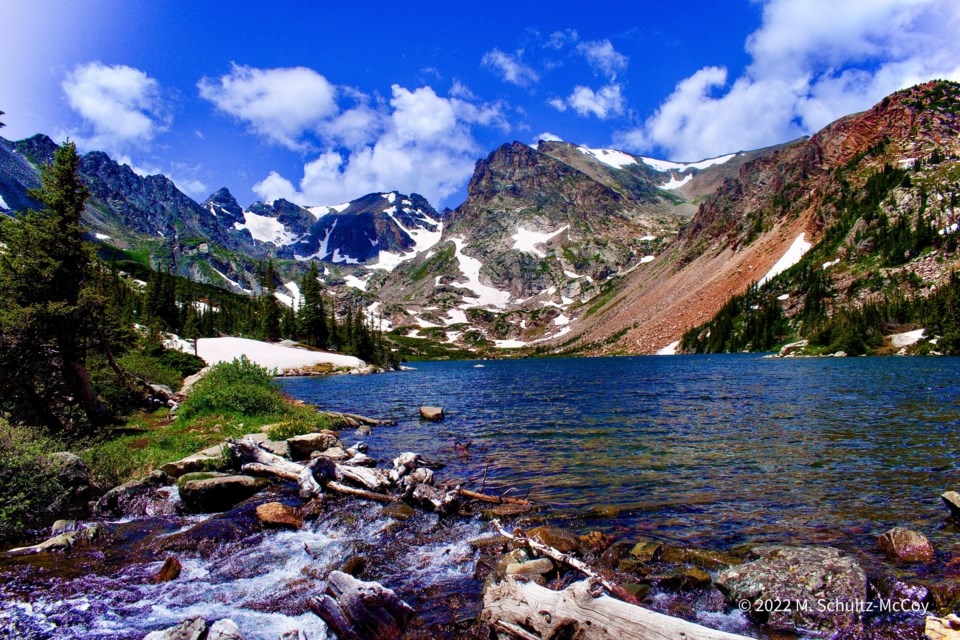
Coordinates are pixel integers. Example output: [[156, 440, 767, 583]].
[[282, 355, 960, 550]]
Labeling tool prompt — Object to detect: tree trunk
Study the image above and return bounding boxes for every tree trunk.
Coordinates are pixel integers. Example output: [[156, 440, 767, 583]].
[[483, 577, 752, 640], [308, 571, 414, 640]]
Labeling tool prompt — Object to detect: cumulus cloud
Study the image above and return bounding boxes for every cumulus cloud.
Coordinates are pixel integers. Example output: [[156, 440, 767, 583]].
[[619, 0, 960, 161], [576, 40, 628, 79], [545, 29, 579, 50], [481, 48, 539, 86], [252, 83, 507, 207], [536, 132, 563, 143], [198, 64, 338, 149], [552, 84, 625, 119], [62, 62, 168, 154]]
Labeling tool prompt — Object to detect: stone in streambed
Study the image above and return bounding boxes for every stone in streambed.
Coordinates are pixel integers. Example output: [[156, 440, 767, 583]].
[[715, 545, 867, 635], [628, 539, 663, 562], [525, 525, 579, 553], [651, 567, 712, 591], [419, 406, 444, 421], [153, 556, 182, 583], [207, 620, 244, 640], [659, 545, 742, 570], [178, 474, 262, 513], [341, 556, 366, 577], [143, 616, 207, 640], [942, 491, 960, 520], [878, 527, 934, 563], [505, 558, 554, 578], [287, 432, 340, 460], [255, 502, 303, 529], [928, 615, 960, 640], [381, 502, 416, 520], [51, 519, 78, 536]]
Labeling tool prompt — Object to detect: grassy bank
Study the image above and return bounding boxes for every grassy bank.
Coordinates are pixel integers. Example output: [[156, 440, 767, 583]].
[[82, 356, 347, 487]]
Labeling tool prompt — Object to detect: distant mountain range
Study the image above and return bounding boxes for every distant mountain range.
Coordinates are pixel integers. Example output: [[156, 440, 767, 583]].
[[3, 80, 959, 355]]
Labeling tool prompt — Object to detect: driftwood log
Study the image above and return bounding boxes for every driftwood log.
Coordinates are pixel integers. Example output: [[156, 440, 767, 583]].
[[308, 570, 414, 640], [483, 577, 752, 640]]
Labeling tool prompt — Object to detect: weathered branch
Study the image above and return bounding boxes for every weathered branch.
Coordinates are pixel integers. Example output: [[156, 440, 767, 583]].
[[327, 481, 398, 504], [459, 488, 531, 506]]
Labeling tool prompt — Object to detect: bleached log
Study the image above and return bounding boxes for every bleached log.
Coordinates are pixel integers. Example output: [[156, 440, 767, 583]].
[[335, 464, 393, 492], [341, 452, 377, 467], [241, 462, 299, 482], [483, 577, 751, 640], [492, 519, 638, 605], [459, 488, 531, 506], [327, 481, 398, 504], [228, 438, 303, 477], [308, 570, 414, 640]]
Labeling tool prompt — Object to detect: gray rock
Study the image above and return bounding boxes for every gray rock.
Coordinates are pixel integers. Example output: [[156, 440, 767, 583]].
[[161, 450, 223, 478], [287, 432, 340, 460], [142, 616, 206, 640], [715, 545, 867, 634], [51, 519, 78, 536], [419, 406, 444, 421], [49, 452, 95, 518], [207, 619, 243, 640], [942, 491, 960, 520], [93, 472, 167, 517], [179, 475, 262, 513]]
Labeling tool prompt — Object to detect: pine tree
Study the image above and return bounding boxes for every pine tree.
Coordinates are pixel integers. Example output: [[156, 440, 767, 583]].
[[298, 262, 328, 348], [258, 260, 281, 342], [0, 141, 109, 431]]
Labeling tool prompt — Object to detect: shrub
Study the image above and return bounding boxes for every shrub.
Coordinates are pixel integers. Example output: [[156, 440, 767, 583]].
[[178, 357, 285, 419], [0, 421, 69, 541], [266, 410, 345, 441], [118, 351, 188, 390]]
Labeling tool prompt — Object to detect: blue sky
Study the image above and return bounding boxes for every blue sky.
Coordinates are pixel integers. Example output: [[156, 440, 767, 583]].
[[3, 0, 960, 209]]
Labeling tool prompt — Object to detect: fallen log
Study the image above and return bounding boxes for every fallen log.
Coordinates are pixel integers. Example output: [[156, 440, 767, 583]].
[[241, 462, 299, 482], [483, 576, 752, 640], [492, 519, 638, 605], [228, 438, 303, 477], [459, 488, 532, 506], [308, 570, 414, 640], [327, 481, 398, 504], [336, 464, 393, 492]]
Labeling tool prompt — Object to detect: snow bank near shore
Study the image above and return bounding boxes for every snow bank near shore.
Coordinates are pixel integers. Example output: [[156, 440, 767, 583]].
[[175, 337, 365, 372]]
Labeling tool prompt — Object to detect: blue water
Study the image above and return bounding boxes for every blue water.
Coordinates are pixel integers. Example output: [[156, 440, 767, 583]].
[[280, 355, 960, 553]]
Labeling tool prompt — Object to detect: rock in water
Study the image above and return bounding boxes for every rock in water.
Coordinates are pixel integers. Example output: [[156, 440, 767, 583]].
[[419, 406, 444, 421], [142, 616, 207, 640], [715, 545, 867, 635], [927, 614, 960, 640], [178, 475, 261, 513], [154, 556, 182, 583], [308, 571, 414, 640], [942, 491, 960, 520], [877, 527, 934, 563], [255, 502, 303, 529], [207, 619, 244, 640]]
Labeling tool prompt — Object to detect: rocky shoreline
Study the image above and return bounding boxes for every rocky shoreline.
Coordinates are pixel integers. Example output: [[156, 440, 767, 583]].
[[3, 403, 960, 640]]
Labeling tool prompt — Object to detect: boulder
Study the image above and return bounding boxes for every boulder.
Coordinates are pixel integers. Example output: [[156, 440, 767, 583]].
[[505, 558, 554, 577], [179, 474, 261, 513], [287, 432, 340, 460], [255, 502, 303, 529], [942, 491, 960, 520], [51, 519, 78, 536], [7, 524, 103, 555], [143, 616, 207, 640], [161, 445, 223, 477], [419, 406, 444, 421], [207, 619, 244, 640], [311, 447, 349, 461], [927, 614, 960, 640], [153, 556, 182, 583], [877, 527, 934, 563], [715, 545, 867, 634], [49, 451, 95, 518], [94, 472, 168, 517]]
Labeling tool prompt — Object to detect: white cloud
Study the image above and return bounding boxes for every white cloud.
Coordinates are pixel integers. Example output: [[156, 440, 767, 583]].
[[620, 0, 960, 161], [481, 48, 539, 86], [576, 40, 628, 79], [553, 84, 625, 119], [536, 132, 563, 143], [546, 29, 579, 50], [62, 62, 168, 154], [198, 64, 338, 149], [253, 84, 506, 207]]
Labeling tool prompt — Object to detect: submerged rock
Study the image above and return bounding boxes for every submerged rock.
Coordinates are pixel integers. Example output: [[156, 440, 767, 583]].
[[525, 526, 579, 554], [878, 527, 934, 563], [942, 491, 960, 520], [142, 616, 207, 640], [715, 545, 867, 634], [154, 556, 183, 583]]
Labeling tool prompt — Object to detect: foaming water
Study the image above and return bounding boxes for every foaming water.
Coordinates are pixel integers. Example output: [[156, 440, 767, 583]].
[[281, 355, 960, 551]]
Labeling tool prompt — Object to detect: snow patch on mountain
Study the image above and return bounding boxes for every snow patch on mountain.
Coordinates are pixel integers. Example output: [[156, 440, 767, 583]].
[[577, 147, 637, 169], [759, 233, 812, 286], [235, 209, 299, 245], [343, 273, 372, 291], [512, 225, 569, 258], [451, 238, 512, 308], [659, 174, 692, 190], [640, 153, 737, 173], [307, 202, 350, 219]]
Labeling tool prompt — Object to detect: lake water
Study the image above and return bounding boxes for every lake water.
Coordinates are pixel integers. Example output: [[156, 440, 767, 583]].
[[282, 354, 960, 553]]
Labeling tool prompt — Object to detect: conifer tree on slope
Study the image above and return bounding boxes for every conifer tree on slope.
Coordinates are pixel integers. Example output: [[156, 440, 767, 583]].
[[0, 141, 109, 431]]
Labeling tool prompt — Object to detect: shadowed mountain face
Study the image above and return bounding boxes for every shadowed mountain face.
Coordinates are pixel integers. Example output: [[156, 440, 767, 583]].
[[3, 81, 958, 355]]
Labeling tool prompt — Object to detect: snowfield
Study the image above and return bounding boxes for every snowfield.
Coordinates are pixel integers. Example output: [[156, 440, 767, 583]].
[[759, 233, 812, 286], [175, 337, 365, 372]]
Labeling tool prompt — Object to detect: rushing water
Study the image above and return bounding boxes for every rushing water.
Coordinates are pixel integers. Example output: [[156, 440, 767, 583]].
[[281, 354, 960, 553]]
